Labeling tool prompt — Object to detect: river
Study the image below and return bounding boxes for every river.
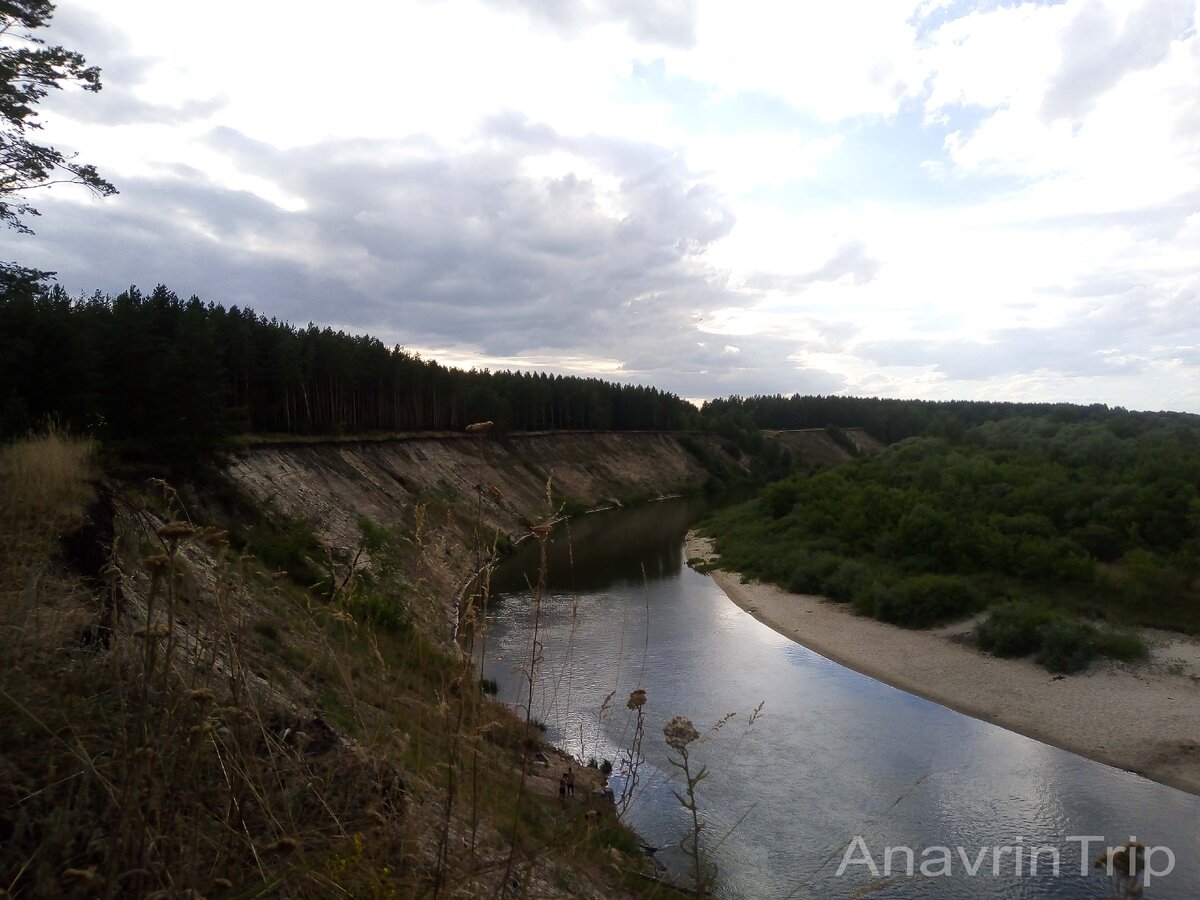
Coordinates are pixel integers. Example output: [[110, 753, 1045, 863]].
[[478, 498, 1200, 898]]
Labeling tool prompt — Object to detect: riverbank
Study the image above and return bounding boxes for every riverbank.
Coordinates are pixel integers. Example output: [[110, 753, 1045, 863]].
[[686, 533, 1200, 796]]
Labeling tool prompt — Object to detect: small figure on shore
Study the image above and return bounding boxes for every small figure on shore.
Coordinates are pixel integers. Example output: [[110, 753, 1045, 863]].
[[566, 767, 575, 797], [558, 772, 567, 803]]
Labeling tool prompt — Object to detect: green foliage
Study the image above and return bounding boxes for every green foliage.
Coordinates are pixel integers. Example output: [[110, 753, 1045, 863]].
[[976, 601, 1060, 657], [873, 574, 981, 628], [1, 0, 117, 256], [1035, 619, 1096, 674], [977, 602, 1149, 672], [0, 282, 696, 461], [824, 424, 859, 456], [705, 412, 1200, 634], [1092, 628, 1150, 662], [245, 514, 330, 596]]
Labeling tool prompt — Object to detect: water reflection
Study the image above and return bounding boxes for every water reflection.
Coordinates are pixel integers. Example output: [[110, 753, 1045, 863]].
[[481, 501, 1200, 899]]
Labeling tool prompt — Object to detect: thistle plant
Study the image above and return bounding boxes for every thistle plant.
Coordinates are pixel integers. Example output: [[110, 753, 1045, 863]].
[[617, 688, 647, 815], [664, 714, 712, 896]]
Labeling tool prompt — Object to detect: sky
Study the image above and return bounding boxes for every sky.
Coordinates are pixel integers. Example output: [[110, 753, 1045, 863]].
[[5, 0, 1200, 411]]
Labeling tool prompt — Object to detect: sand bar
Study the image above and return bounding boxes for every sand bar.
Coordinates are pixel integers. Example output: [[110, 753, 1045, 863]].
[[686, 533, 1200, 796]]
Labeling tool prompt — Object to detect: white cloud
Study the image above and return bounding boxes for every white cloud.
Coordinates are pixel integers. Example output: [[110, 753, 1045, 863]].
[[9, 0, 1200, 411]]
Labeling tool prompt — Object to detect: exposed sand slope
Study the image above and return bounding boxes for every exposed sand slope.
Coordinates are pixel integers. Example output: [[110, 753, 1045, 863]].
[[686, 534, 1200, 796]]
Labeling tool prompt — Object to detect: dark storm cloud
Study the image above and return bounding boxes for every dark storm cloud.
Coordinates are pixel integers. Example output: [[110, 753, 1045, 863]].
[[482, 0, 699, 47], [1042, 0, 1195, 121]]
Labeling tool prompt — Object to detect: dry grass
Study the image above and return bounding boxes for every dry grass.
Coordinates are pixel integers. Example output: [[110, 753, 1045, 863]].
[[0, 427, 95, 549], [0, 431, 686, 899]]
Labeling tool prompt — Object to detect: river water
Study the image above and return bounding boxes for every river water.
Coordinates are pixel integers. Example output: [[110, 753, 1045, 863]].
[[478, 499, 1200, 898]]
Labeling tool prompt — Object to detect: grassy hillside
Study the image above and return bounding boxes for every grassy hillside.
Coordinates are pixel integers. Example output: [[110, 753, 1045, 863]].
[[0, 430, 693, 899]]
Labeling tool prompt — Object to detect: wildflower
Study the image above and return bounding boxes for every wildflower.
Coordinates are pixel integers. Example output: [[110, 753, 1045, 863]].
[[627, 689, 647, 710], [663, 715, 700, 751]]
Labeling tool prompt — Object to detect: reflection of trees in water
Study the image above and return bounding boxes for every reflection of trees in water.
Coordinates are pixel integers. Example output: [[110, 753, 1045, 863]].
[[492, 498, 708, 595]]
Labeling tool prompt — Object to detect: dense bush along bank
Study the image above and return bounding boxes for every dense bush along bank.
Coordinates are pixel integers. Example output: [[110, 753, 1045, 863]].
[[703, 413, 1200, 670]]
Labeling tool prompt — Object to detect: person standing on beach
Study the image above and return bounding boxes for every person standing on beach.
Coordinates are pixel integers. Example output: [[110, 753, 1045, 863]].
[[566, 768, 575, 797]]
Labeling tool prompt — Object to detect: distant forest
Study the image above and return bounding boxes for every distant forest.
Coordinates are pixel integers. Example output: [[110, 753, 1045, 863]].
[[697, 394, 1187, 444], [0, 281, 695, 456], [4, 277, 1197, 466]]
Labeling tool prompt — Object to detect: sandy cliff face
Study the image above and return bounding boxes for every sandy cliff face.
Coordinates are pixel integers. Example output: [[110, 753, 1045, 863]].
[[225, 431, 732, 563]]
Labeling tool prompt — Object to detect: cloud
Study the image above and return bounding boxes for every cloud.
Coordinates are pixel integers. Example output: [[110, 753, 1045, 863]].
[[42, 5, 226, 127], [1042, 0, 1196, 120], [14, 118, 778, 381], [482, 0, 700, 46], [9, 0, 1200, 411]]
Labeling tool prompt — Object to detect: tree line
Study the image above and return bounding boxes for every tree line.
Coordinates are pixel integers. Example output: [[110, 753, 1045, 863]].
[[704, 413, 1200, 642], [698, 393, 1184, 444], [0, 280, 696, 459]]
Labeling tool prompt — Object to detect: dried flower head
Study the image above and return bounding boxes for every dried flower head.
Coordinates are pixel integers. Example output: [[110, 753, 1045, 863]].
[[465, 420, 494, 433], [157, 521, 196, 544], [627, 689, 647, 710], [198, 527, 229, 549], [1095, 841, 1146, 875], [134, 623, 171, 639], [186, 688, 216, 705], [663, 715, 700, 751], [531, 523, 554, 537], [61, 866, 105, 892], [265, 836, 301, 854], [142, 554, 171, 575], [213, 878, 233, 891]]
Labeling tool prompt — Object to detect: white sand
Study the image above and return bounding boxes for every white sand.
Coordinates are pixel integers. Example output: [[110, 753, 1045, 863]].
[[685, 533, 1200, 796]]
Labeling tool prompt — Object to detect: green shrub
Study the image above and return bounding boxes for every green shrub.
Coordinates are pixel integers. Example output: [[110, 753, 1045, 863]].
[[1092, 628, 1149, 662], [761, 480, 801, 519], [345, 591, 410, 633], [252, 619, 281, 643], [874, 574, 982, 628], [822, 559, 874, 603], [976, 601, 1060, 657], [1068, 523, 1124, 562], [246, 514, 330, 596], [785, 551, 843, 595], [1035, 619, 1096, 674], [480, 676, 499, 696]]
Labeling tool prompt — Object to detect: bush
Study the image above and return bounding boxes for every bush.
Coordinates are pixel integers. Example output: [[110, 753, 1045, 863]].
[[785, 551, 843, 595], [822, 559, 874, 603], [761, 480, 800, 519], [874, 574, 982, 628], [1069, 523, 1124, 562], [1092, 629, 1149, 662], [976, 601, 1060, 658], [1035, 619, 1096, 674]]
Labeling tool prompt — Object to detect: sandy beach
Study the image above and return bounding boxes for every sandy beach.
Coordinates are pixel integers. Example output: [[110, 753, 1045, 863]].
[[686, 533, 1200, 796]]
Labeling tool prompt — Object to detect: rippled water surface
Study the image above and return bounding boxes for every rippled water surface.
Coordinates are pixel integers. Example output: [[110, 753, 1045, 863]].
[[479, 500, 1200, 898]]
